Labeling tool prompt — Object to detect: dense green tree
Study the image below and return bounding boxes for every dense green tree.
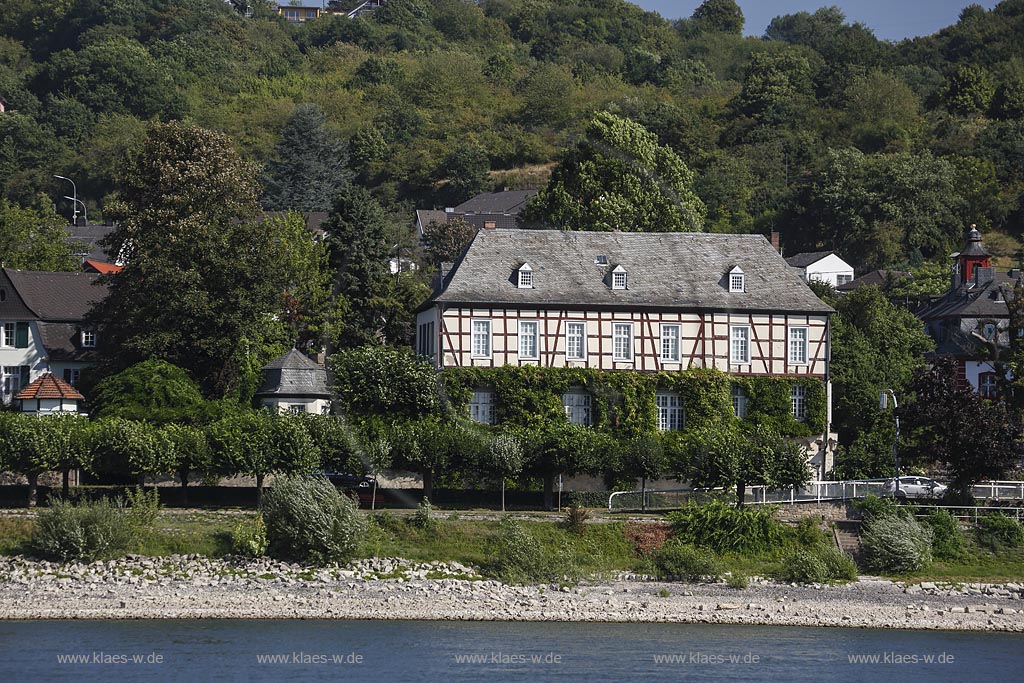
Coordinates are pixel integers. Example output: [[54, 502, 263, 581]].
[[0, 413, 60, 507], [436, 145, 490, 206], [0, 199, 78, 271], [522, 112, 706, 232], [691, 0, 744, 35], [90, 359, 208, 424], [422, 216, 477, 265], [484, 431, 525, 512], [387, 416, 487, 502], [902, 357, 1022, 503], [330, 345, 440, 419], [940, 63, 997, 115], [323, 185, 393, 348], [89, 122, 311, 396], [161, 422, 211, 501], [90, 417, 174, 485], [263, 103, 352, 212]]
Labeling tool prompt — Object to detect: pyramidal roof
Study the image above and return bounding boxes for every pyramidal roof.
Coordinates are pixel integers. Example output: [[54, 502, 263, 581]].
[[15, 373, 84, 401], [255, 349, 330, 399], [262, 348, 321, 371]]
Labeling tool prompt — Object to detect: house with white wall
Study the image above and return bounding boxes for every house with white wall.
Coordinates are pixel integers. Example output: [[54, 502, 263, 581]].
[[785, 251, 855, 288], [0, 268, 106, 403]]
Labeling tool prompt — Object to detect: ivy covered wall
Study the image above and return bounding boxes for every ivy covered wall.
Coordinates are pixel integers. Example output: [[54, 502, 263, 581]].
[[442, 367, 827, 438]]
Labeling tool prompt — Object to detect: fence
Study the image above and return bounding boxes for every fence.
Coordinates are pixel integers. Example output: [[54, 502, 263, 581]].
[[907, 505, 1024, 523], [607, 479, 1024, 511]]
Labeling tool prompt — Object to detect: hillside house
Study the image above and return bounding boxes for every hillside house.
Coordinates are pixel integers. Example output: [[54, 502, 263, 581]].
[[786, 251, 855, 288]]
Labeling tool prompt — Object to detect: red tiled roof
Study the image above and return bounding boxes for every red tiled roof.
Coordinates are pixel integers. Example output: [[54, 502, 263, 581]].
[[15, 373, 84, 401], [83, 260, 122, 275]]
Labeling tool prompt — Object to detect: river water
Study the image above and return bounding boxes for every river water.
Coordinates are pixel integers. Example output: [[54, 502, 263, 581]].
[[1, 620, 1021, 681]]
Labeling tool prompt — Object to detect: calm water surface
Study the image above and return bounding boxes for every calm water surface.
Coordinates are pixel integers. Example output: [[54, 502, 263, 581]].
[[1, 620, 1022, 682]]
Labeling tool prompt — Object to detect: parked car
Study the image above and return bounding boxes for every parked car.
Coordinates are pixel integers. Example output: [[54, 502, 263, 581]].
[[322, 472, 381, 507], [883, 476, 948, 500]]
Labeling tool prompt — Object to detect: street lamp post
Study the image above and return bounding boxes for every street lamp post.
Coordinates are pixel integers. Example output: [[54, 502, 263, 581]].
[[53, 175, 79, 225], [880, 389, 901, 496], [63, 196, 87, 225]]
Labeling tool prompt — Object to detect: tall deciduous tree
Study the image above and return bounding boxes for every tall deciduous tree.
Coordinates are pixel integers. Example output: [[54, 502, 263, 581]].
[[90, 122, 325, 396], [0, 199, 78, 271], [691, 0, 744, 35], [422, 216, 477, 265], [521, 112, 706, 232], [0, 413, 59, 507], [901, 357, 1022, 503], [263, 103, 352, 212]]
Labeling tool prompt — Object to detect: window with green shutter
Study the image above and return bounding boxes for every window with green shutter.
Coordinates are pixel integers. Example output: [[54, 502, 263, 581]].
[[14, 322, 28, 348]]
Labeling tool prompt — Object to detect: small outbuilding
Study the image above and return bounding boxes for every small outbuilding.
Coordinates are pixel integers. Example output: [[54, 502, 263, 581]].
[[254, 348, 331, 415], [15, 372, 85, 414]]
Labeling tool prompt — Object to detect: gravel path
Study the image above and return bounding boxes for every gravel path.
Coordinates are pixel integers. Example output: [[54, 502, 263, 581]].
[[1, 555, 1022, 631]]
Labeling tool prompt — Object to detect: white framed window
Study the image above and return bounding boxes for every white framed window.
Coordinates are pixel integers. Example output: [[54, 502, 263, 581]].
[[519, 320, 539, 359], [1, 366, 24, 403], [730, 325, 750, 364], [979, 373, 998, 399], [469, 390, 495, 424], [562, 389, 591, 425], [729, 266, 745, 292], [63, 368, 81, 386], [81, 330, 97, 348], [656, 391, 684, 431], [836, 273, 854, 286], [788, 327, 808, 364], [791, 384, 806, 420], [611, 266, 627, 290], [284, 9, 299, 20], [0, 322, 13, 348], [288, 405, 306, 415], [660, 324, 680, 362], [471, 319, 491, 359], [566, 322, 587, 361], [517, 263, 533, 289], [612, 322, 633, 361], [732, 383, 747, 419]]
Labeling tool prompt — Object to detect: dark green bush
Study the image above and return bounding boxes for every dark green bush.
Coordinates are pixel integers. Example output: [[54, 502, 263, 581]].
[[976, 513, 1024, 550], [851, 494, 908, 521], [861, 515, 933, 573], [779, 545, 857, 583], [409, 497, 435, 530], [923, 509, 966, 559], [32, 498, 135, 562], [667, 501, 784, 553], [653, 540, 721, 581], [261, 476, 366, 564], [795, 517, 830, 547], [565, 505, 589, 536]]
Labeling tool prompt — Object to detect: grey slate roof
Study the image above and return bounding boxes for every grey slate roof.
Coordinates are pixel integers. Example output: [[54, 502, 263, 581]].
[[918, 272, 1014, 321], [2, 269, 105, 320], [425, 230, 833, 314], [453, 190, 537, 214], [784, 251, 834, 268], [37, 322, 99, 361], [64, 223, 115, 262], [835, 269, 912, 292], [255, 349, 331, 399]]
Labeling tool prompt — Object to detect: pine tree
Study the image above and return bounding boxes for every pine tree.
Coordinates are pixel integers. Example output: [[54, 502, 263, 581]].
[[263, 104, 352, 212]]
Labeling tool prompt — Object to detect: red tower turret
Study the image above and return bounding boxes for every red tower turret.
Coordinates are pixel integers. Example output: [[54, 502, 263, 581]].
[[956, 225, 991, 284]]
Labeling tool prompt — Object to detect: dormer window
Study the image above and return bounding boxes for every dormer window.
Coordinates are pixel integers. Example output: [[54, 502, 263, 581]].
[[81, 330, 96, 348], [517, 263, 534, 289], [729, 266, 745, 292], [611, 265, 627, 290]]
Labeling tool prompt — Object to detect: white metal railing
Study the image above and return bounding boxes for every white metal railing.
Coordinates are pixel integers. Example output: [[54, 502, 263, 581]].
[[908, 505, 1024, 523], [607, 479, 1024, 511]]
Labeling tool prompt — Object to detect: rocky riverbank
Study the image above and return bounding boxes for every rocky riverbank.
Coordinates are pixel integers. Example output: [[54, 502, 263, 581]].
[[1, 555, 1022, 631]]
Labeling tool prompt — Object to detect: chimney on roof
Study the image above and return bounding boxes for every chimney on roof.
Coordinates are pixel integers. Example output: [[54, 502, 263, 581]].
[[770, 231, 780, 253], [975, 266, 995, 286]]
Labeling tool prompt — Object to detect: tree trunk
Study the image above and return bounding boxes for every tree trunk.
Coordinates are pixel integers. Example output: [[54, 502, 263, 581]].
[[27, 472, 39, 508], [62, 469, 70, 499], [736, 481, 746, 508], [641, 476, 647, 512], [501, 479, 506, 513], [256, 473, 265, 508], [179, 469, 189, 507], [422, 469, 434, 503], [543, 474, 554, 511]]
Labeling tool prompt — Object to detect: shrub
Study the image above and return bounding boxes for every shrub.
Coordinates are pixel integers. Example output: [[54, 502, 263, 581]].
[[569, 491, 609, 508], [851, 494, 908, 521], [624, 521, 672, 556], [795, 517, 829, 547], [923, 509, 966, 559], [667, 501, 784, 553], [780, 549, 828, 583], [410, 497, 435, 530], [726, 573, 749, 589], [861, 515, 933, 573], [32, 498, 135, 562], [261, 476, 366, 564], [653, 540, 721, 582], [817, 545, 858, 581], [491, 518, 578, 584], [231, 513, 268, 557], [124, 486, 160, 528], [976, 513, 1024, 550], [565, 505, 589, 536]]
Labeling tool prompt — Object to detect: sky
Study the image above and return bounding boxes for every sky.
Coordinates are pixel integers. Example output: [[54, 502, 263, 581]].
[[632, 1, 1000, 41]]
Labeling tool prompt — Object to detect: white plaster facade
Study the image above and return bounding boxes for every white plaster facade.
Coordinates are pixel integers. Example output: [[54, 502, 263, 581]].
[[793, 253, 855, 287]]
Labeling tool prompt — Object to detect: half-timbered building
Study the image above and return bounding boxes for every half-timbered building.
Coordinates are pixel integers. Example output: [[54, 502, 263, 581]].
[[416, 230, 834, 455]]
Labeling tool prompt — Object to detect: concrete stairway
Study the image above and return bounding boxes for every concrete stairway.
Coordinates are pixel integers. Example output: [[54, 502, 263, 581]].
[[833, 520, 863, 561]]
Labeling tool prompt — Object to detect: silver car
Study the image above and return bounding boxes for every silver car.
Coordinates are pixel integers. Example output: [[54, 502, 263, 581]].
[[883, 476, 948, 500]]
